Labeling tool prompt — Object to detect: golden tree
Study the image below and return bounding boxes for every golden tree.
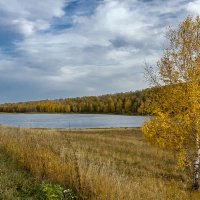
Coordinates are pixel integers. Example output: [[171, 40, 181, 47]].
[[142, 16, 200, 190]]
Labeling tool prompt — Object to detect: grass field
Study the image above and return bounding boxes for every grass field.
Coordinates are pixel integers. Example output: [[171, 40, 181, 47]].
[[0, 147, 40, 199], [0, 125, 199, 199]]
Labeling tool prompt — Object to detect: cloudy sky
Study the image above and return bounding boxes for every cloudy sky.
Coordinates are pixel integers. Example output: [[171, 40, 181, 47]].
[[0, 0, 199, 103]]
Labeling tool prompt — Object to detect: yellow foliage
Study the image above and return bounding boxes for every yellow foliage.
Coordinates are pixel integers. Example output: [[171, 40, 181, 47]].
[[143, 16, 200, 170]]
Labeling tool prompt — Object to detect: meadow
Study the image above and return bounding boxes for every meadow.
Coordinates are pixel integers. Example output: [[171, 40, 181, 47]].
[[0, 147, 40, 199], [0, 125, 199, 199]]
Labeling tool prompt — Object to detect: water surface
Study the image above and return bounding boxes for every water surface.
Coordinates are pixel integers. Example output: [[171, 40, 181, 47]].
[[0, 114, 149, 128]]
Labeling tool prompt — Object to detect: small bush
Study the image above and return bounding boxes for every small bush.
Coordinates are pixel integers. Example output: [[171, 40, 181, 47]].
[[40, 183, 64, 199], [38, 183, 77, 200]]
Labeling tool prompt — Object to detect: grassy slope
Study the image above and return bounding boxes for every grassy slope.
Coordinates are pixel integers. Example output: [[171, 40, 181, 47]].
[[0, 126, 200, 199]]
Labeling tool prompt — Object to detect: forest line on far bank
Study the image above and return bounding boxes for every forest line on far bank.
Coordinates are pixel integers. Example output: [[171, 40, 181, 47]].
[[0, 87, 156, 115]]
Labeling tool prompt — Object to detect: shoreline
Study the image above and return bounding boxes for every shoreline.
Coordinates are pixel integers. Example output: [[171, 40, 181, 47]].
[[0, 112, 146, 116], [0, 124, 141, 131]]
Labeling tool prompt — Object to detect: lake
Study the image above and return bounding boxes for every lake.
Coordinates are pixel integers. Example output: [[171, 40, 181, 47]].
[[0, 114, 149, 128]]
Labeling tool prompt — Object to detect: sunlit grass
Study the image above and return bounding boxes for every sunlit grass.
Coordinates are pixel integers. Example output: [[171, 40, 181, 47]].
[[0, 125, 199, 199]]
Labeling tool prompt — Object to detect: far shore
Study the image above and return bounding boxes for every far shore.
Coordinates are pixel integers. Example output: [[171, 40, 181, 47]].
[[0, 112, 146, 116]]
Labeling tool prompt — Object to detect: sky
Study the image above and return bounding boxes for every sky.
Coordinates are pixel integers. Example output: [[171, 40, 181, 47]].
[[0, 0, 199, 103]]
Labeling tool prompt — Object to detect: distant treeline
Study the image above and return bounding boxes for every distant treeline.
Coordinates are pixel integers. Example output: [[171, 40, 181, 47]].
[[0, 88, 153, 114]]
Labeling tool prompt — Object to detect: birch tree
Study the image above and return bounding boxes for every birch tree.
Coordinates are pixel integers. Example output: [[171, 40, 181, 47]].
[[142, 16, 200, 190]]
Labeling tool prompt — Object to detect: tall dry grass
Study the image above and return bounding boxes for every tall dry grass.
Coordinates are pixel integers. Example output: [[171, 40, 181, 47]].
[[0, 125, 198, 199]]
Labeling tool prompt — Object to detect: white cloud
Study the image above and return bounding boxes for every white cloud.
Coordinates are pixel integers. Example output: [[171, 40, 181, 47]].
[[47, 66, 90, 82], [0, 0, 66, 19], [0, 0, 66, 36], [186, 0, 200, 15], [92, 1, 153, 39], [107, 49, 132, 62], [12, 19, 50, 36]]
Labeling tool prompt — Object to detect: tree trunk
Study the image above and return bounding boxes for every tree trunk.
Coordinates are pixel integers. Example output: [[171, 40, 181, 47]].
[[193, 130, 200, 190]]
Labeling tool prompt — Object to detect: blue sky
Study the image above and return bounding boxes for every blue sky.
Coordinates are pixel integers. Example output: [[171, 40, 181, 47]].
[[0, 0, 199, 103]]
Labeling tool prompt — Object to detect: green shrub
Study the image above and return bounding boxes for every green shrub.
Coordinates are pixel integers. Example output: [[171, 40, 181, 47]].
[[38, 183, 77, 200], [39, 183, 63, 199]]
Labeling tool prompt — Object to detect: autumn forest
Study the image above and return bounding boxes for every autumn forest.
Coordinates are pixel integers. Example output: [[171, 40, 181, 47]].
[[0, 88, 153, 115]]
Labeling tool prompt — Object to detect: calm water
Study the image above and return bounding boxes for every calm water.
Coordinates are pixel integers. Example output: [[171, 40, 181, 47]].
[[0, 114, 149, 128]]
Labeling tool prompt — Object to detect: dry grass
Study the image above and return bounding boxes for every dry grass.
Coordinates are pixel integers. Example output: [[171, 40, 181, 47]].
[[0, 146, 41, 199], [0, 125, 199, 199]]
